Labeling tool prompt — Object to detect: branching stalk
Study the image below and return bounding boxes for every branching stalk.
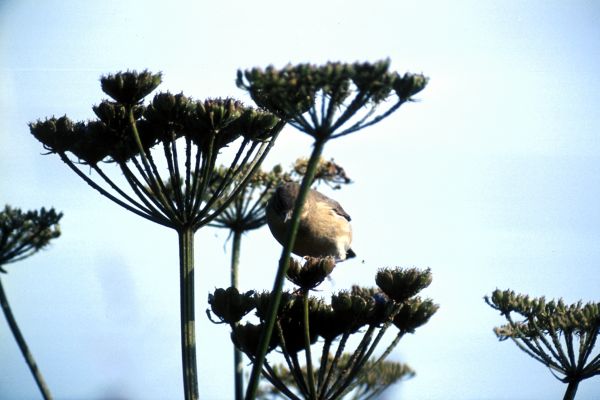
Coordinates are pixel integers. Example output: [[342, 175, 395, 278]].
[[563, 380, 579, 400], [178, 227, 198, 400], [231, 229, 244, 400], [0, 278, 53, 400]]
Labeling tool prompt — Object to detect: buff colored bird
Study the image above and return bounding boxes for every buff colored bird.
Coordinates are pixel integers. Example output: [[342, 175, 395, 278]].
[[266, 182, 355, 262]]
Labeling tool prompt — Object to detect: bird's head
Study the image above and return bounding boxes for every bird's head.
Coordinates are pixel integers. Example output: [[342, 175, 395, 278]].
[[271, 182, 300, 223]]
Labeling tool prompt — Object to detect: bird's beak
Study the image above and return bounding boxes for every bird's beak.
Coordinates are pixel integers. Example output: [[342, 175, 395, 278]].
[[283, 211, 293, 223]]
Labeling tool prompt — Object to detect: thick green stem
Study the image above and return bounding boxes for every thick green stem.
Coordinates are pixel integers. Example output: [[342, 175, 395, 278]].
[[178, 228, 198, 400], [231, 229, 244, 400], [0, 278, 53, 400], [245, 138, 327, 400], [563, 380, 579, 400]]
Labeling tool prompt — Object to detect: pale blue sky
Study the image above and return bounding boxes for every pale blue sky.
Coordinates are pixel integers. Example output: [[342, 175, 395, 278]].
[[1, 1, 600, 399]]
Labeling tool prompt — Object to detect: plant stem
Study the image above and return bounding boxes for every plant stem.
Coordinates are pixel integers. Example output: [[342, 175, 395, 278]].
[[563, 380, 579, 400], [303, 291, 316, 400], [0, 278, 53, 400], [245, 138, 327, 400], [178, 227, 198, 400], [231, 229, 244, 400]]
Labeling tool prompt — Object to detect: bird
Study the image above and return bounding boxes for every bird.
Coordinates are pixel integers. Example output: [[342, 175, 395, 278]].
[[266, 181, 355, 262]]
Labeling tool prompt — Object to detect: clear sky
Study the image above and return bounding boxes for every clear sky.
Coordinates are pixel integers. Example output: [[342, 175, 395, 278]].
[[1, 0, 600, 399]]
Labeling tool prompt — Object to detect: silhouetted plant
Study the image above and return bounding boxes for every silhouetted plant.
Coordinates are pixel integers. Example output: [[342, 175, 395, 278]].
[[0, 205, 62, 400], [208, 264, 437, 399], [208, 157, 351, 400], [27, 61, 426, 399], [256, 356, 414, 400], [485, 289, 600, 400], [236, 60, 428, 398], [29, 70, 283, 400]]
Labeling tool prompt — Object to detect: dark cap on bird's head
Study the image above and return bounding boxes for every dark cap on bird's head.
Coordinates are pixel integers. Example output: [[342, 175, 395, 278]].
[[270, 182, 300, 222]]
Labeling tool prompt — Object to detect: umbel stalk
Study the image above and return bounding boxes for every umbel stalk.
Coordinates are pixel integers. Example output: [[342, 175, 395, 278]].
[[0, 206, 61, 400], [231, 229, 244, 400], [563, 381, 578, 400], [0, 278, 53, 400], [178, 227, 197, 399]]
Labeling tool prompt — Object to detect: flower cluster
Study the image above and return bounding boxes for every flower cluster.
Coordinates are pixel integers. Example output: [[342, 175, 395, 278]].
[[0, 205, 62, 399], [292, 157, 352, 189], [237, 60, 428, 140], [486, 289, 600, 336], [486, 289, 600, 391], [0, 206, 62, 271], [30, 71, 280, 166], [208, 266, 437, 399], [29, 70, 283, 231]]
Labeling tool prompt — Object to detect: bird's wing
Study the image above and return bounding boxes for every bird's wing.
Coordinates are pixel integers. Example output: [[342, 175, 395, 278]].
[[312, 190, 351, 221]]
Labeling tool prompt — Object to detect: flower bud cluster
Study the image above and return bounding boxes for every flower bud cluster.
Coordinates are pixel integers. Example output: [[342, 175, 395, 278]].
[[375, 267, 433, 302], [236, 60, 428, 127], [100, 70, 162, 106], [285, 256, 336, 290], [30, 71, 280, 165], [0, 206, 63, 271], [486, 289, 600, 337], [208, 267, 437, 357], [292, 156, 352, 188], [207, 287, 255, 325]]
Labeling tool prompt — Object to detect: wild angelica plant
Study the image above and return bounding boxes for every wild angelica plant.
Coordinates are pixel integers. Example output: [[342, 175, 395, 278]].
[[236, 60, 428, 398], [29, 70, 283, 400], [485, 289, 600, 400], [207, 157, 351, 400], [0, 205, 62, 400], [256, 356, 415, 400], [208, 263, 437, 400]]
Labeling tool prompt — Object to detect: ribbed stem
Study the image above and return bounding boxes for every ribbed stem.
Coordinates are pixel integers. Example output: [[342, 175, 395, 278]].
[[178, 228, 198, 400], [231, 229, 244, 400], [0, 277, 53, 400], [245, 138, 327, 400]]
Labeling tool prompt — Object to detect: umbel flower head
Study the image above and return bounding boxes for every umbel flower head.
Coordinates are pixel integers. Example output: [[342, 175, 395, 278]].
[[206, 164, 290, 232], [485, 289, 600, 395], [29, 69, 284, 400], [293, 156, 352, 189], [207, 287, 255, 325], [285, 256, 336, 290], [0, 206, 62, 272], [237, 60, 428, 140], [375, 267, 433, 303], [100, 69, 162, 106], [0, 206, 61, 400], [29, 70, 283, 231], [209, 267, 437, 400]]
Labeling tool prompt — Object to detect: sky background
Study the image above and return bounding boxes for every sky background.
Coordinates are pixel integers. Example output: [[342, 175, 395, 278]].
[[1, 0, 600, 399]]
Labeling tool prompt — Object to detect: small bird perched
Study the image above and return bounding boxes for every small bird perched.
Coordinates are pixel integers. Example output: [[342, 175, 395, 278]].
[[266, 182, 356, 262]]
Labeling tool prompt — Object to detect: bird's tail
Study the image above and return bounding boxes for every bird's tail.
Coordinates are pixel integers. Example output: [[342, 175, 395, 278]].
[[346, 248, 356, 259]]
